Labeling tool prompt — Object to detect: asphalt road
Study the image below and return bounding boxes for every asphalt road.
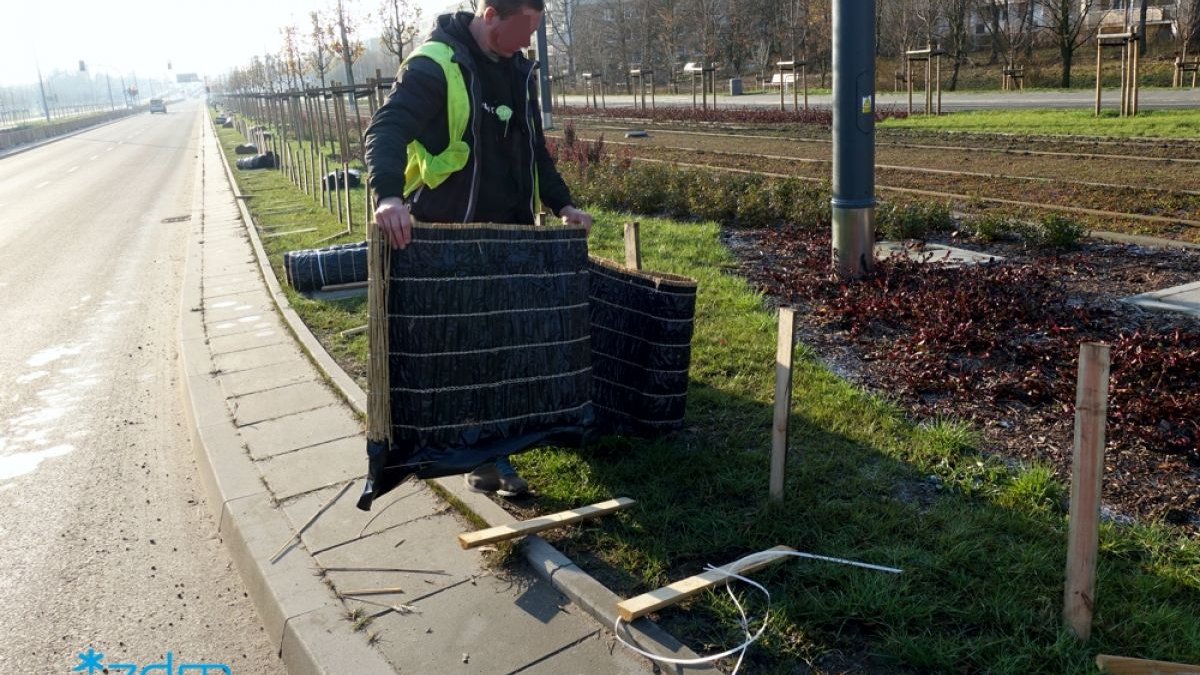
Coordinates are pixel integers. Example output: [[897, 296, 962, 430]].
[[0, 102, 285, 673]]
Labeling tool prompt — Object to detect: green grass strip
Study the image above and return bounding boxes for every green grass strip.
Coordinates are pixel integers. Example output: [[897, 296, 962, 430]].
[[212, 117, 1200, 674], [882, 108, 1200, 139]]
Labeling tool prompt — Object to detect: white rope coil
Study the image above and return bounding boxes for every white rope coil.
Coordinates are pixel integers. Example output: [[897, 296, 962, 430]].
[[613, 549, 903, 674]]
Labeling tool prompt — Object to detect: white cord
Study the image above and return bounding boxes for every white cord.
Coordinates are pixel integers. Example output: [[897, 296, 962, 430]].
[[612, 549, 902, 674]]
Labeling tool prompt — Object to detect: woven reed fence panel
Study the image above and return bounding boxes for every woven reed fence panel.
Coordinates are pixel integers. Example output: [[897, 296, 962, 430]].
[[587, 257, 697, 434], [360, 224, 594, 506]]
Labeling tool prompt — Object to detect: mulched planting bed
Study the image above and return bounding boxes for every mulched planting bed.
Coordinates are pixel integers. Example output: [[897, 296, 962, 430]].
[[611, 144, 1200, 238], [730, 226, 1200, 533], [561, 125, 1200, 195]]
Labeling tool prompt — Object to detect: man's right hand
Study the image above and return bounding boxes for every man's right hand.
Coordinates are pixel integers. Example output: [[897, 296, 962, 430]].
[[374, 196, 414, 249]]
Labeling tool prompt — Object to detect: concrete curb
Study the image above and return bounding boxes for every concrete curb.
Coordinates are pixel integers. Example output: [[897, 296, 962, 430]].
[[179, 118, 393, 675], [205, 116, 719, 673]]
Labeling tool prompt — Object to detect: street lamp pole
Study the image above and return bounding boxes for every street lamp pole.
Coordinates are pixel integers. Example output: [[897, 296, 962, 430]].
[[35, 59, 51, 122]]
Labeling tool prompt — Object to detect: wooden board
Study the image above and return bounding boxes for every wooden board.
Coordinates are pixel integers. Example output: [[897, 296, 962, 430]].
[[1096, 654, 1200, 674], [616, 545, 796, 621], [457, 497, 635, 549]]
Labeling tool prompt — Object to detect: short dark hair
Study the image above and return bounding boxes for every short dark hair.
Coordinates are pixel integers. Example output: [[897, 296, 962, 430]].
[[477, 0, 543, 18]]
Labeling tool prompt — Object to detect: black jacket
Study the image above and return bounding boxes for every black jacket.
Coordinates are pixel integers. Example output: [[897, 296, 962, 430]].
[[363, 12, 573, 225]]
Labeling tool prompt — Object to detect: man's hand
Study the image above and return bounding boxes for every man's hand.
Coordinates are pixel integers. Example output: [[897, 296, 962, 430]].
[[559, 205, 593, 234], [374, 196, 414, 249]]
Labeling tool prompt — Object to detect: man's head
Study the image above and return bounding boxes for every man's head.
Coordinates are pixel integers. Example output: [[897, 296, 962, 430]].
[[472, 0, 543, 58]]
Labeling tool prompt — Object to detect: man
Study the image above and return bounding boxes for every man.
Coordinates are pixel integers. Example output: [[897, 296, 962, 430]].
[[363, 0, 593, 497]]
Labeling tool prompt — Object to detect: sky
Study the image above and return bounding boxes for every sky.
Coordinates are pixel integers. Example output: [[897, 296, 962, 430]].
[[0, 0, 462, 87]]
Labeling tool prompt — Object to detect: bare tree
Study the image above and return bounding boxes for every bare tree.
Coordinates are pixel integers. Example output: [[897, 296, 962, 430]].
[[309, 11, 337, 89], [1176, 0, 1200, 62], [280, 24, 307, 89], [332, 0, 367, 86], [546, 0, 580, 80], [654, 0, 686, 92], [940, 0, 972, 89], [1040, 0, 1098, 87], [979, 0, 1037, 68], [379, 0, 424, 66]]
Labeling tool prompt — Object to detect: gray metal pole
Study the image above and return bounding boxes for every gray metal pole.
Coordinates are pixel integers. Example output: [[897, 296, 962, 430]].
[[537, 15, 553, 129], [830, 0, 876, 277]]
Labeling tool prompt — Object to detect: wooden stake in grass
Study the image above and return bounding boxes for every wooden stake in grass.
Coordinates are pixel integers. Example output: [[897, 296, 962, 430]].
[[616, 545, 796, 622], [457, 498, 635, 549], [770, 308, 796, 501], [1063, 342, 1111, 641], [623, 221, 642, 271]]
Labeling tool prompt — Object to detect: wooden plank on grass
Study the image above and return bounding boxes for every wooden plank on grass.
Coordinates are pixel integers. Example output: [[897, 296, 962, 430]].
[[457, 497, 635, 550], [1096, 654, 1200, 674], [617, 545, 796, 621], [1063, 342, 1111, 641]]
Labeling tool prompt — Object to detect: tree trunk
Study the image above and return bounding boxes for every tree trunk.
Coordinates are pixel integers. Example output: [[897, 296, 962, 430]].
[[1061, 43, 1073, 88]]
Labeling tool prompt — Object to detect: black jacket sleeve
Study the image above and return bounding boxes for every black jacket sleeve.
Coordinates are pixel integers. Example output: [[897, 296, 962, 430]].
[[363, 57, 448, 202], [528, 90, 574, 216]]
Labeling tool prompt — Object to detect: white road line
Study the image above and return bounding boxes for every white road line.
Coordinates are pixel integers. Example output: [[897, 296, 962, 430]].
[[68, 166, 78, 173], [35, 181, 50, 189]]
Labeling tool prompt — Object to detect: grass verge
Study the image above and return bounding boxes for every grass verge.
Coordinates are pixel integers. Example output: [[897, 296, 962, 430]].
[[881, 108, 1200, 139], [212, 115, 1200, 674]]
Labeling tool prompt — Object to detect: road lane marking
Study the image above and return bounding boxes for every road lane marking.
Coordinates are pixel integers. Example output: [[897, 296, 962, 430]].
[[35, 181, 50, 189], [68, 166, 78, 173]]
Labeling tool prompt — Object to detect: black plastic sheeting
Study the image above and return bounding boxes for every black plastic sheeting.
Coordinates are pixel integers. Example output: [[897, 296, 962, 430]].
[[236, 151, 276, 170], [323, 169, 362, 190], [587, 257, 696, 434], [282, 240, 367, 293], [234, 143, 258, 155], [358, 224, 594, 510]]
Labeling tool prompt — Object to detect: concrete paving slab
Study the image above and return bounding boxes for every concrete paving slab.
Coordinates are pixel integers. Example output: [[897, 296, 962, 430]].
[[366, 569, 612, 675], [255, 435, 365, 501], [281, 482, 448, 560], [214, 342, 306, 374], [203, 301, 277, 325], [279, 605, 394, 675], [207, 327, 289, 356], [239, 405, 361, 459], [220, 494, 341, 646], [1125, 280, 1200, 318], [219, 361, 318, 397], [508, 630, 651, 675], [204, 283, 265, 300], [231, 379, 338, 425], [206, 317, 277, 338]]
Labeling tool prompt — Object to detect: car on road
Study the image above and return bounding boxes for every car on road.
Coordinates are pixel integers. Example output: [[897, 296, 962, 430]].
[[148, 99, 167, 114]]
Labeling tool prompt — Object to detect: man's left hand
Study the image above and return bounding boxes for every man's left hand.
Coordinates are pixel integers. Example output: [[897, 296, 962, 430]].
[[559, 206, 593, 234]]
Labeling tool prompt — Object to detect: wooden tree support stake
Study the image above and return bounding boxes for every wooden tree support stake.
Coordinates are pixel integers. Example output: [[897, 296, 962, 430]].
[[1095, 654, 1200, 674], [457, 497, 635, 549], [616, 545, 796, 622], [770, 308, 796, 501], [624, 221, 642, 270], [1063, 342, 1111, 641]]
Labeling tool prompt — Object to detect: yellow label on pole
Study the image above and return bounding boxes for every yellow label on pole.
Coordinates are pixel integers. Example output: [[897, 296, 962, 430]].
[[861, 95, 873, 114]]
